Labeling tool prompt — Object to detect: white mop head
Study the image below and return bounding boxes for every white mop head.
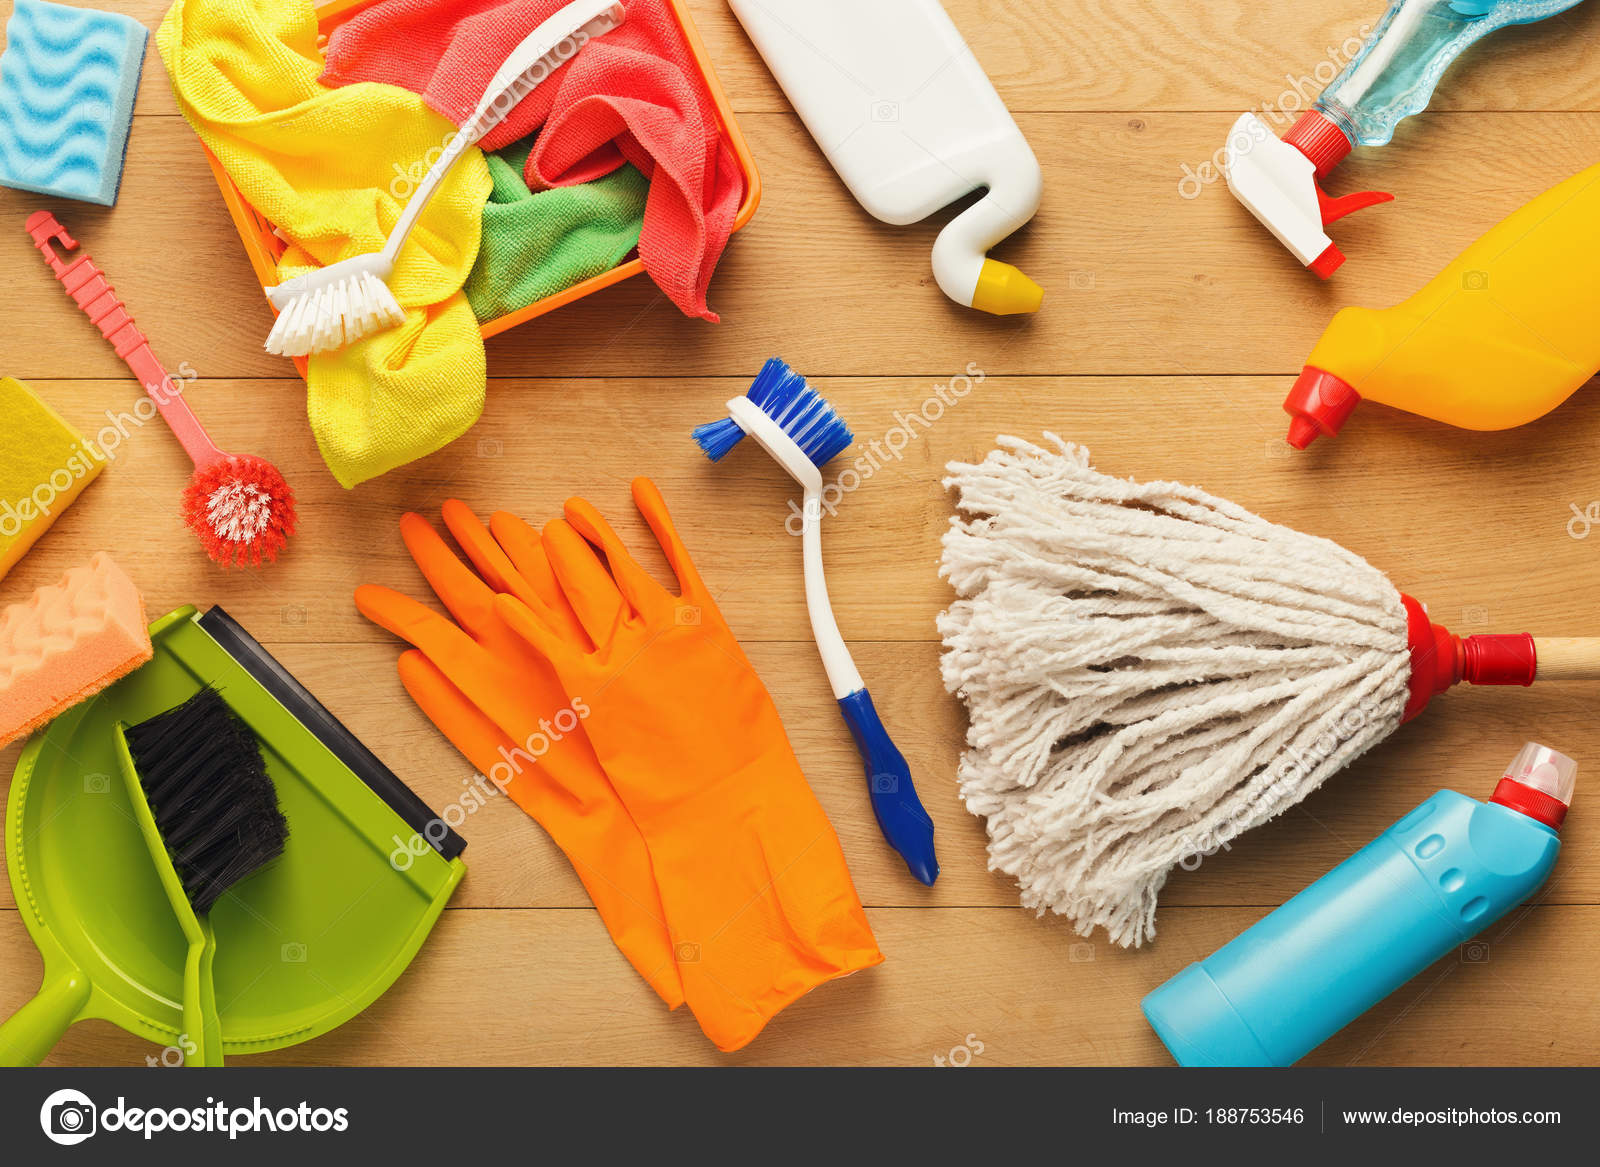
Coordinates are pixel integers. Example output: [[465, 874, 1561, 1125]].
[[938, 435, 1411, 947]]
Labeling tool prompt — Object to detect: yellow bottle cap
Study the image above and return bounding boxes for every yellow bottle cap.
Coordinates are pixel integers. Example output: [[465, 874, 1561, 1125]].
[[971, 259, 1044, 315]]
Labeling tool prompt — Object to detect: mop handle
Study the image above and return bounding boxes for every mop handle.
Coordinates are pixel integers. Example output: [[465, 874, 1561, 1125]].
[[1532, 639, 1600, 681]]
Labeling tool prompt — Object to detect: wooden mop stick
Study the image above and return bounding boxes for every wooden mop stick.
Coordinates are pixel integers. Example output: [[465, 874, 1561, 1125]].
[[1533, 639, 1600, 681]]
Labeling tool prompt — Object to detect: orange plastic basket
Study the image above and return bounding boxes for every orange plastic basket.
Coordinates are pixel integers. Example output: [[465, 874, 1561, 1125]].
[[202, 0, 761, 375]]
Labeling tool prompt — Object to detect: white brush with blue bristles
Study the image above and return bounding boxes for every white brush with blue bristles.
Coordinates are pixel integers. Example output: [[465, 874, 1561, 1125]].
[[694, 358, 939, 885]]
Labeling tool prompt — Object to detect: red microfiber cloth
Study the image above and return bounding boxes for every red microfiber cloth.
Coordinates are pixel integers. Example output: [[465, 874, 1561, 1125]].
[[320, 0, 743, 321]]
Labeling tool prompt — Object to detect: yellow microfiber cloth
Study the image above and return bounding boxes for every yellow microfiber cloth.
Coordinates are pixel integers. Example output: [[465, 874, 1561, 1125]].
[[0, 377, 105, 583], [157, 0, 492, 488]]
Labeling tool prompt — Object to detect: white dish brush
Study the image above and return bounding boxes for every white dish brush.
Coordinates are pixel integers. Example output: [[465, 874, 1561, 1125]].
[[262, 0, 625, 357]]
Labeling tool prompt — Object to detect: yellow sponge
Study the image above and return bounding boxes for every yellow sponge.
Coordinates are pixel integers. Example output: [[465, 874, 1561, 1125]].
[[0, 377, 105, 582]]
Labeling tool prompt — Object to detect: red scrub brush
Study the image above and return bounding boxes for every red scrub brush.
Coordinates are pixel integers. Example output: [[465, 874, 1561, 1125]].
[[27, 212, 295, 567]]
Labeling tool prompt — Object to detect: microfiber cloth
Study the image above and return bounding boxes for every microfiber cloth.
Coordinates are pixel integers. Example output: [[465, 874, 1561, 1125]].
[[320, 0, 744, 322], [0, 0, 147, 206], [0, 377, 105, 582], [157, 0, 492, 489], [465, 137, 647, 322]]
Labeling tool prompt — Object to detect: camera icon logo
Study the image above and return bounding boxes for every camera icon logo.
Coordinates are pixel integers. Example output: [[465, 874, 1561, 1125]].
[[83, 773, 110, 795], [40, 1088, 97, 1146], [1461, 941, 1490, 964], [870, 773, 899, 795], [870, 100, 900, 123], [674, 941, 700, 963], [1462, 270, 1489, 292], [281, 941, 308, 963], [675, 605, 702, 627]]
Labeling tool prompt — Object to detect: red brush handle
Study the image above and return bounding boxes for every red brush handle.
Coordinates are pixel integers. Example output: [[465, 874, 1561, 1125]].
[[26, 211, 226, 471]]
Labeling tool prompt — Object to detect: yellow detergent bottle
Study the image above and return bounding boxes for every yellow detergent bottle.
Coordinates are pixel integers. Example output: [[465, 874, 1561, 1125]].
[[1285, 162, 1600, 448]]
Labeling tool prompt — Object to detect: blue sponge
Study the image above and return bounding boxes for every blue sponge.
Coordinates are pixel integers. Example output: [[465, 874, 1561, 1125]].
[[0, 0, 147, 206]]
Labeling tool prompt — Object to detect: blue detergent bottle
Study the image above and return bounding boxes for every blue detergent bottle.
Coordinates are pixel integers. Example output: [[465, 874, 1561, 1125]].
[[1142, 743, 1575, 1066]]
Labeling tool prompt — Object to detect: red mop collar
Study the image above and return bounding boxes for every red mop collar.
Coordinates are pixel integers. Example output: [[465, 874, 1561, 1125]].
[[1401, 594, 1537, 722]]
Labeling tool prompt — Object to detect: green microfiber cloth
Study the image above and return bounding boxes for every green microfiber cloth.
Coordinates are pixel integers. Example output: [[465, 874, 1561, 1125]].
[[0, 377, 105, 583], [465, 137, 648, 323]]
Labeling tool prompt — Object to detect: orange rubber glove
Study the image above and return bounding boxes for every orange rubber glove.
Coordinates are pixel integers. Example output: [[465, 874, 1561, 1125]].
[[493, 478, 883, 1052], [355, 503, 683, 1009]]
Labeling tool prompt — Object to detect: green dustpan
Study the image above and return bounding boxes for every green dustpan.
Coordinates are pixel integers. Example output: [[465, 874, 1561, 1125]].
[[0, 606, 466, 1065]]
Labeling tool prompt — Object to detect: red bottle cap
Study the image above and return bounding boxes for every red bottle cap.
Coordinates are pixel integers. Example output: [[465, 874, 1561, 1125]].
[[1285, 366, 1361, 449], [1492, 779, 1568, 830], [1283, 110, 1353, 177], [1490, 744, 1578, 831]]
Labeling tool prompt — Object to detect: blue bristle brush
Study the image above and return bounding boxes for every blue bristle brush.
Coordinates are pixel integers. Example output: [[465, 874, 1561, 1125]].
[[694, 358, 939, 885]]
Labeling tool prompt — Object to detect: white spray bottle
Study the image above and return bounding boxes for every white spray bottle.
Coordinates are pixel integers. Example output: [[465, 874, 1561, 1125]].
[[1225, 0, 1589, 277], [727, 0, 1044, 315]]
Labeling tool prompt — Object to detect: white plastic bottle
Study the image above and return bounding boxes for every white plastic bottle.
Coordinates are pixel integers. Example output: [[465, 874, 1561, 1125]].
[[727, 0, 1044, 315]]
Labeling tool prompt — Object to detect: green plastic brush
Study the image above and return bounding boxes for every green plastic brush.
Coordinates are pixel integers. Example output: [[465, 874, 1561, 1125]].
[[117, 689, 288, 1067]]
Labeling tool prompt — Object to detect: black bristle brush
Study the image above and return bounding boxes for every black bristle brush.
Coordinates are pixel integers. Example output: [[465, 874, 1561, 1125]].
[[122, 689, 287, 1066], [125, 689, 288, 915]]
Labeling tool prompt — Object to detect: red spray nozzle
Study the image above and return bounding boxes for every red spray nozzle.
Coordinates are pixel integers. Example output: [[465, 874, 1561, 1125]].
[[1285, 366, 1361, 448]]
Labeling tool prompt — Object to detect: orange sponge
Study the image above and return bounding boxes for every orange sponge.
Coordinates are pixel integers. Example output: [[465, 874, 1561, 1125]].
[[0, 552, 151, 749]]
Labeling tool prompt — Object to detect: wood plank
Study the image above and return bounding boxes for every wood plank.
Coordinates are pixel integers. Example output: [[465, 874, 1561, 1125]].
[[4, 374, 1598, 911], [3, 375, 1598, 646], [33, 1, 1600, 117], [4, 632, 1596, 904], [6, 114, 1600, 381], [693, 0, 1600, 116], [2, 904, 1590, 1066], [5, 640, 1596, 912], [4, 0, 1599, 1069]]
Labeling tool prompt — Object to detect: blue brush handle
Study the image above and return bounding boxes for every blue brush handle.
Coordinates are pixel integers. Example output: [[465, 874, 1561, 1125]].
[[838, 689, 938, 885]]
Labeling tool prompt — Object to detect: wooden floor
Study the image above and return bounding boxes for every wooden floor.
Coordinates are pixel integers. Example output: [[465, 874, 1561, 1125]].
[[3, 0, 1600, 1066]]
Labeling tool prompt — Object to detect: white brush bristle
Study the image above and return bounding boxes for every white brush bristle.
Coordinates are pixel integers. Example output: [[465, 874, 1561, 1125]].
[[264, 268, 405, 357]]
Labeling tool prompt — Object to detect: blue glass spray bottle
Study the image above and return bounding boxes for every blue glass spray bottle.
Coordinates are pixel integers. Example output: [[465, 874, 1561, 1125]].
[[1226, 1, 1590, 275], [1142, 743, 1575, 1066], [1317, 0, 1589, 150]]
